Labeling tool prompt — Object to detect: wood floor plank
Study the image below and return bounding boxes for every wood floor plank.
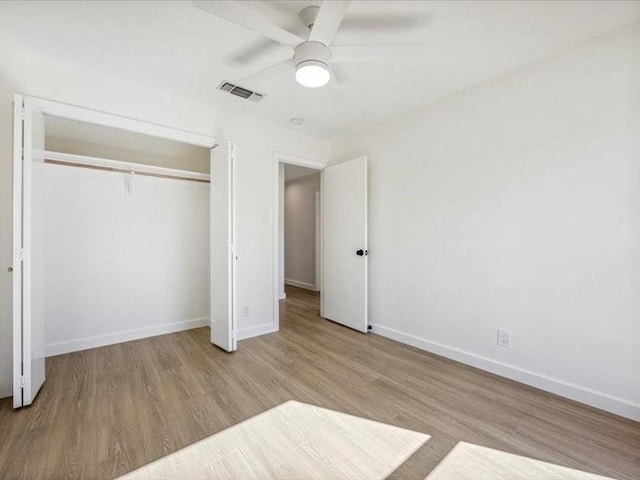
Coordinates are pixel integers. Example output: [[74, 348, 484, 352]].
[[0, 285, 638, 479]]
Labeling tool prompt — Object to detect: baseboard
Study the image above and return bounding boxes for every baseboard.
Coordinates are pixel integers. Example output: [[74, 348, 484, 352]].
[[285, 279, 318, 291], [45, 318, 209, 357], [238, 323, 278, 341], [371, 323, 640, 421], [0, 387, 11, 400], [280, 293, 287, 300]]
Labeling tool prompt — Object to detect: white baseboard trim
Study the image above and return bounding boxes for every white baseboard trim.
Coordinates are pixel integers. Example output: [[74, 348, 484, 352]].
[[285, 279, 318, 291], [238, 323, 278, 341], [45, 318, 209, 357], [0, 387, 11, 400], [371, 323, 640, 421], [280, 293, 287, 300]]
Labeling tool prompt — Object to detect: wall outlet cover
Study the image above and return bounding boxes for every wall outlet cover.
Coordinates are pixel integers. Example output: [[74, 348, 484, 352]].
[[497, 329, 511, 348]]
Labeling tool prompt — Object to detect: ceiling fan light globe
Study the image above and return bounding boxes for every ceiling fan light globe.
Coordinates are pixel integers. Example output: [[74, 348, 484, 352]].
[[296, 61, 331, 88]]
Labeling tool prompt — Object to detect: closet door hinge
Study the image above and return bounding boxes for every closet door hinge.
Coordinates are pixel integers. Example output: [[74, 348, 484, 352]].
[[16, 376, 26, 388], [19, 249, 26, 261]]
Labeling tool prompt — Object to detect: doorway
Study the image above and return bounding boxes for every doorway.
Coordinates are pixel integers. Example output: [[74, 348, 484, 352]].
[[272, 152, 369, 335], [272, 153, 324, 330], [279, 164, 322, 323], [282, 164, 321, 295]]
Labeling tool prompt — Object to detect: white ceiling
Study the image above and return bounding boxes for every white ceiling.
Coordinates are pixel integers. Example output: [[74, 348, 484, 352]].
[[285, 164, 320, 182], [0, 1, 638, 140]]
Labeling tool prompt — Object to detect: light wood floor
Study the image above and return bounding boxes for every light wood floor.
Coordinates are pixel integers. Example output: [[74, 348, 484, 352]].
[[0, 286, 638, 479], [119, 400, 430, 480]]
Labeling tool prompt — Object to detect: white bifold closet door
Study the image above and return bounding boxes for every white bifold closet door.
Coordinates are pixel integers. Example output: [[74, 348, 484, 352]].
[[12, 96, 46, 408], [210, 140, 238, 352], [13, 95, 237, 410], [321, 156, 368, 333]]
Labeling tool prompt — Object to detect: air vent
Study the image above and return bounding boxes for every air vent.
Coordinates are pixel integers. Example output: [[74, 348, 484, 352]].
[[217, 81, 265, 102]]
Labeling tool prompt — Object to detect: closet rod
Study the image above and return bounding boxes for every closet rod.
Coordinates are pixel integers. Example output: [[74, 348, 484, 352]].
[[43, 150, 210, 184]]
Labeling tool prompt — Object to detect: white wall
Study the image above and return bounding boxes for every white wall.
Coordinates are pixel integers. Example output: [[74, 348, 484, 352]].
[[332, 23, 640, 420], [284, 173, 320, 289], [38, 163, 210, 356], [0, 76, 329, 397]]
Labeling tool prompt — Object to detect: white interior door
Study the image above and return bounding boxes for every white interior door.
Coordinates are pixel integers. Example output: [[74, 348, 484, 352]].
[[321, 156, 368, 332], [12, 95, 46, 407], [210, 140, 237, 351]]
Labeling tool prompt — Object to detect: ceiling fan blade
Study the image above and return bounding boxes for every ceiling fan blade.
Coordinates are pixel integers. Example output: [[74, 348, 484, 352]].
[[229, 38, 283, 65], [192, 1, 304, 48], [309, 0, 351, 46], [237, 58, 294, 87], [323, 73, 342, 103], [331, 43, 423, 63], [339, 12, 429, 33]]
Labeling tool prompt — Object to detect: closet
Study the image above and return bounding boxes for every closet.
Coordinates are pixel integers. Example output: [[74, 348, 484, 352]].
[[12, 95, 237, 407], [39, 117, 211, 357]]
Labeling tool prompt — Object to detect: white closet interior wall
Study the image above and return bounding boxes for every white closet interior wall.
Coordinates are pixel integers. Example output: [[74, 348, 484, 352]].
[[40, 117, 211, 356]]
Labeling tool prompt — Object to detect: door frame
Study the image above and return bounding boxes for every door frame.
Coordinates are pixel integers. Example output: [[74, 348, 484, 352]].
[[272, 152, 326, 331], [12, 94, 233, 406], [315, 191, 321, 291]]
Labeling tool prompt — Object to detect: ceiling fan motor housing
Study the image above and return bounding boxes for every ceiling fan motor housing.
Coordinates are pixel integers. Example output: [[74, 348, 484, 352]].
[[295, 41, 332, 69]]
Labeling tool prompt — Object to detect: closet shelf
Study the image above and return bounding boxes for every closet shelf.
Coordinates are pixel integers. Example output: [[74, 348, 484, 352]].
[[43, 150, 211, 183]]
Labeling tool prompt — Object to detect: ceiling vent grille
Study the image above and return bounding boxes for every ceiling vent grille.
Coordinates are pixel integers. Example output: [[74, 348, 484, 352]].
[[217, 81, 265, 102]]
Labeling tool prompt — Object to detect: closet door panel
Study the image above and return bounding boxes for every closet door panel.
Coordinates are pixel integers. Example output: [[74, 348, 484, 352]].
[[210, 141, 237, 352], [13, 96, 46, 408]]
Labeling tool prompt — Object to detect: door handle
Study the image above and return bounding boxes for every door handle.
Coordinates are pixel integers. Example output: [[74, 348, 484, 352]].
[[356, 249, 368, 256]]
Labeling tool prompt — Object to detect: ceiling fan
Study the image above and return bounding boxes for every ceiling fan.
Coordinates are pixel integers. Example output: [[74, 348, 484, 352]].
[[192, 1, 423, 91]]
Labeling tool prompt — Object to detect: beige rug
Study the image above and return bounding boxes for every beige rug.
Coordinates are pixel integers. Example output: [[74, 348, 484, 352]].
[[426, 441, 613, 480], [119, 400, 429, 479]]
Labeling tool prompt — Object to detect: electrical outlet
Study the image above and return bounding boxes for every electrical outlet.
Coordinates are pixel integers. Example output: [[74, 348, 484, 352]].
[[497, 329, 510, 348], [242, 306, 250, 318]]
